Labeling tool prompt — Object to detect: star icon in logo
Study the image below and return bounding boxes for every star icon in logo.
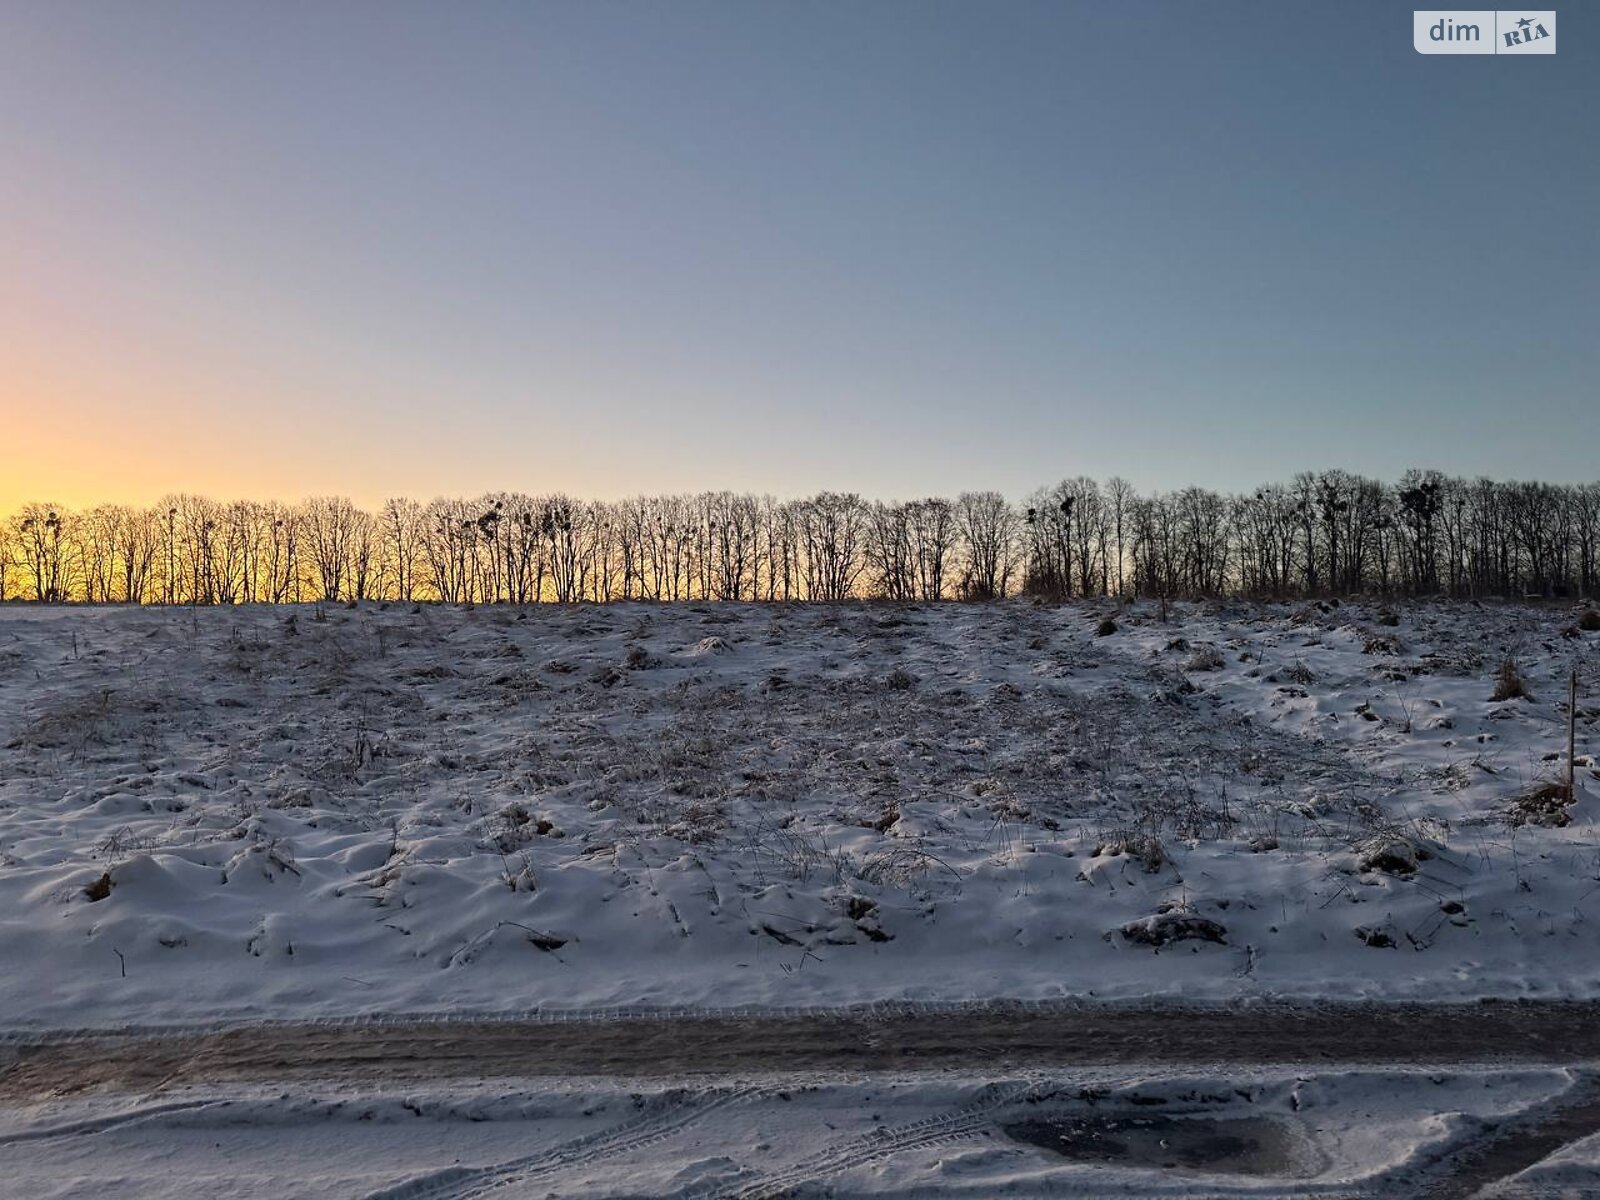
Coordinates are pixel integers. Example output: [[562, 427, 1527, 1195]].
[[1517, 16, 1533, 28]]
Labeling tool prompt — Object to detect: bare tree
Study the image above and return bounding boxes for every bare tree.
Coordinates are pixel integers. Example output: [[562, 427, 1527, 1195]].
[[378, 498, 423, 601], [954, 491, 1018, 600], [865, 501, 916, 600], [11, 468, 1600, 606], [802, 492, 866, 601], [304, 496, 360, 601], [12, 503, 71, 602]]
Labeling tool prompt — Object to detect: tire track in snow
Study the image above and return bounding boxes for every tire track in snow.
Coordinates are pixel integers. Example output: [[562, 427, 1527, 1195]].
[[362, 1085, 762, 1200], [703, 1080, 1038, 1200], [1420, 1071, 1600, 1199], [0, 1098, 222, 1144]]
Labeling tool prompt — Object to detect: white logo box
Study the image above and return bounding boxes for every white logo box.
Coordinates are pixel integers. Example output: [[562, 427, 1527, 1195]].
[[1414, 10, 1556, 53]]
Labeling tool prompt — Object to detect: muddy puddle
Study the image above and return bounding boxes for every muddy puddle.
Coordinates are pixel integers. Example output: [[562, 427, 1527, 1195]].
[[1002, 1113, 1311, 1177]]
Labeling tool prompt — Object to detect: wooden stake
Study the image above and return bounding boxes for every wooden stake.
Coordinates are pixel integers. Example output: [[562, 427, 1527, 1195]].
[[1569, 667, 1578, 803]]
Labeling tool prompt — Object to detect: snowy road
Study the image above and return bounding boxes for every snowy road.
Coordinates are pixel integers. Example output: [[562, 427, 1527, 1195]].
[[4, 1001, 1600, 1096], [6, 1005, 1600, 1198]]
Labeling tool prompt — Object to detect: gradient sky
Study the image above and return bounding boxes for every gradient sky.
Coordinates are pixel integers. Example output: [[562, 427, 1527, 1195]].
[[1, 1, 1595, 512]]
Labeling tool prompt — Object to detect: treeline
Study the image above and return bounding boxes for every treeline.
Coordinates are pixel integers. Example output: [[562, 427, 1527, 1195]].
[[5, 470, 1600, 605]]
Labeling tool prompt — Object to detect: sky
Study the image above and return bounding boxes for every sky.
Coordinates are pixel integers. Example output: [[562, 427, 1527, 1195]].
[[1, 1, 1595, 512]]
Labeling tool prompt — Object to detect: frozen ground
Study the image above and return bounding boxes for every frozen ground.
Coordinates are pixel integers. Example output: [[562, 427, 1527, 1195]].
[[1, 598, 1597, 1029], [3, 1049, 1598, 1198], [4, 598, 1600, 1196]]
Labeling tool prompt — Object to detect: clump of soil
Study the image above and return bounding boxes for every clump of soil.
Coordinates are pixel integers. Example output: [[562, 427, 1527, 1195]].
[[1119, 911, 1227, 948], [884, 667, 918, 691], [834, 895, 894, 943], [1359, 840, 1418, 876], [1512, 781, 1573, 828], [1095, 833, 1167, 873]]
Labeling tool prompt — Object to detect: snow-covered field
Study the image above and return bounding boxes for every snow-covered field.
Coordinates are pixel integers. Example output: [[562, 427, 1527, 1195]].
[[1, 598, 1597, 1030], [5, 598, 1600, 1197]]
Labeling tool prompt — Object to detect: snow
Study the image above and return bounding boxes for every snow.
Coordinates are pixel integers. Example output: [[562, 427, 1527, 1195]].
[[0, 1065, 1581, 1197], [0, 597, 1596, 1031]]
